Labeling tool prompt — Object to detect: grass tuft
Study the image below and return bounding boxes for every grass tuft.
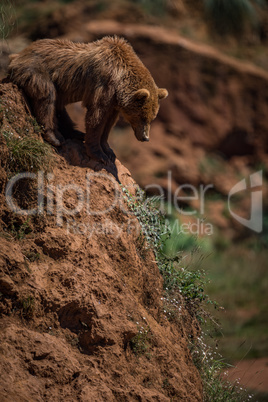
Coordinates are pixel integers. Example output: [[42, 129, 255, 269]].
[[3, 131, 55, 174], [190, 335, 254, 401], [130, 324, 153, 358], [122, 186, 216, 317], [19, 295, 35, 319]]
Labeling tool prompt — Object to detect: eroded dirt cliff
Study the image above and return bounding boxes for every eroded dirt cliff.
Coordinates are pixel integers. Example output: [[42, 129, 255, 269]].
[[0, 83, 202, 401]]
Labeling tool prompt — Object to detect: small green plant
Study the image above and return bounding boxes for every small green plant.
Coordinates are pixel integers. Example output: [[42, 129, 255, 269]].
[[10, 218, 32, 240], [122, 187, 167, 253], [28, 117, 43, 135], [3, 131, 55, 174], [161, 293, 183, 324], [160, 252, 219, 321], [24, 250, 40, 262], [135, 231, 149, 259], [20, 295, 35, 318], [162, 378, 170, 390], [130, 323, 152, 358]]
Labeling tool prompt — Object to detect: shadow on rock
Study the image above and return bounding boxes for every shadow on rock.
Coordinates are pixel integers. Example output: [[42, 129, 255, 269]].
[[59, 139, 120, 182]]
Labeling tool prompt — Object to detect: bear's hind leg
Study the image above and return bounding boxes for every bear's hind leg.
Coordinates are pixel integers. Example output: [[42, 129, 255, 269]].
[[22, 74, 61, 147]]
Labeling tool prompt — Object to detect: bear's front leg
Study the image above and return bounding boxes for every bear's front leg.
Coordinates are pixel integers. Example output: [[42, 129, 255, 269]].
[[85, 144, 110, 165], [101, 143, 116, 163], [100, 109, 119, 163], [85, 109, 110, 164]]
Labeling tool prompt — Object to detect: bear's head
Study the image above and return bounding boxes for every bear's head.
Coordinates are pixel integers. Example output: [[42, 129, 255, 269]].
[[121, 87, 168, 142]]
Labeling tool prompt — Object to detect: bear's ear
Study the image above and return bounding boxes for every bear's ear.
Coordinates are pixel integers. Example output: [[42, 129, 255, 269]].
[[132, 89, 150, 102], [158, 88, 168, 100]]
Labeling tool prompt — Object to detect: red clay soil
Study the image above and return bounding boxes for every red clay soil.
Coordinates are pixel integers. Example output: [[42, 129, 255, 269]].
[[0, 84, 203, 400], [2, 18, 268, 399]]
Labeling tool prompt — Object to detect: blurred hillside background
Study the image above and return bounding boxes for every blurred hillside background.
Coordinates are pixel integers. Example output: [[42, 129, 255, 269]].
[[1, 0, 268, 398]]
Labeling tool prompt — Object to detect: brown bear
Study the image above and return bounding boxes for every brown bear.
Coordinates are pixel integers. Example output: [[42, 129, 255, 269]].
[[7, 36, 168, 164]]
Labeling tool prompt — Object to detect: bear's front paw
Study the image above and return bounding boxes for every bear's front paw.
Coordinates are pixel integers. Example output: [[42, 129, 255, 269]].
[[99, 153, 110, 165], [43, 130, 62, 147], [103, 147, 116, 163], [86, 149, 110, 165], [55, 129, 66, 145]]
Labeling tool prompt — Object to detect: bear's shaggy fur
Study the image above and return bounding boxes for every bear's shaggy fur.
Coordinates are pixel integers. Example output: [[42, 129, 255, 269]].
[[7, 36, 168, 164]]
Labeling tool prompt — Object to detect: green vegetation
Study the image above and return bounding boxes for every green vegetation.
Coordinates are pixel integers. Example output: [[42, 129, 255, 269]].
[[130, 323, 153, 358], [124, 184, 268, 377], [24, 249, 40, 262], [9, 218, 32, 240], [0, 121, 55, 239], [19, 295, 35, 318], [3, 131, 55, 174], [190, 335, 253, 402], [122, 187, 215, 317], [122, 186, 255, 400]]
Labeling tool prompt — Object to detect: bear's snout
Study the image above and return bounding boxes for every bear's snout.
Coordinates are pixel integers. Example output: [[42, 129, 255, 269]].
[[133, 125, 150, 142], [136, 132, 149, 142], [141, 136, 149, 142]]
